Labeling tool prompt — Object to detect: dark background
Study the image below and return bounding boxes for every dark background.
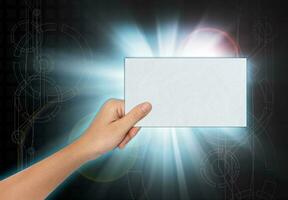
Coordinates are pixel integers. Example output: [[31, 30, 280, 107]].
[[0, 0, 288, 199]]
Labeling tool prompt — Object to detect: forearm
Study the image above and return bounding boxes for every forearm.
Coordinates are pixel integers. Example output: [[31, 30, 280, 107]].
[[0, 139, 94, 200], [0, 100, 151, 200]]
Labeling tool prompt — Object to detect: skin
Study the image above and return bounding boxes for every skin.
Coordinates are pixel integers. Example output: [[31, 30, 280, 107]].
[[0, 99, 152, 200]]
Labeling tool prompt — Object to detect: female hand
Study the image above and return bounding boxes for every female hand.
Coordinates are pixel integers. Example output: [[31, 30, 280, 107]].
[[75, 99, 152, 160], [0, 99, 152, 200]]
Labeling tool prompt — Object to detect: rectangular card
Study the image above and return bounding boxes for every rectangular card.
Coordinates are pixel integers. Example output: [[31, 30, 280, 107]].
[[125, 58, 247, 127]]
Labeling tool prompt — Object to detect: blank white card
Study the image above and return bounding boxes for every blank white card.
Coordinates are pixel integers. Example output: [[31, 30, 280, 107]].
[[125, 58, 247, 127]]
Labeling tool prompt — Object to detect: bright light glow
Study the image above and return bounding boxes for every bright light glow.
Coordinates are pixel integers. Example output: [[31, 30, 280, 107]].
[[179, 28, 240, 57], [64, 22, 249, 197]]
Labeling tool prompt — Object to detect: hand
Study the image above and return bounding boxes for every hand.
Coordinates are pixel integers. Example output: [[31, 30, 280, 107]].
[[74, 99, 152, 161], [0, 99, 151, 200]]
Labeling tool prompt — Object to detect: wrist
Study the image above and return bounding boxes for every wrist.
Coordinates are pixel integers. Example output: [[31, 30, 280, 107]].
[[67, 140, 92, 164], [70, 136, 102, 162]]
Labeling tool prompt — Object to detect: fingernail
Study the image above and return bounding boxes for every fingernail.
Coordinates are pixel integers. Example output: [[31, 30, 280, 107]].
[[140, 102, 152, 113], [131, 131, 137, 136]]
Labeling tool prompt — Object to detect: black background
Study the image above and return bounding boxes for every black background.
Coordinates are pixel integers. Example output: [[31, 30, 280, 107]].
[[0, 0, 288, 199]]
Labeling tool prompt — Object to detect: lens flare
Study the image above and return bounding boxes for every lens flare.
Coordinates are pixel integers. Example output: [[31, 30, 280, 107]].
[[65, 23, 249, 197], [179, 27, 240, 57]]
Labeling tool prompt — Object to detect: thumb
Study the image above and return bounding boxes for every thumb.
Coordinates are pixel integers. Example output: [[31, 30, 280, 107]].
[[115, 102, 152, 133]]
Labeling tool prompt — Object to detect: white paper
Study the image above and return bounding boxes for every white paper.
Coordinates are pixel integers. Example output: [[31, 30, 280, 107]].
[[125, 58, 247, 127]]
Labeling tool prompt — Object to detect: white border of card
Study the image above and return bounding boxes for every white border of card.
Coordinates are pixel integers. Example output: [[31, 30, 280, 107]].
[[125, 58, 247, 127]]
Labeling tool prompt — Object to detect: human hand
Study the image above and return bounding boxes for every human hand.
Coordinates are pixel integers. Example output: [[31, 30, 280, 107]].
[[0, 99, 151, 200], [74, 99, 152, 161]]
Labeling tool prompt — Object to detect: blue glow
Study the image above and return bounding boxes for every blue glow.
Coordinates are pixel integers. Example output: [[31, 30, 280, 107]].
[[64, 22, 250, 192]]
